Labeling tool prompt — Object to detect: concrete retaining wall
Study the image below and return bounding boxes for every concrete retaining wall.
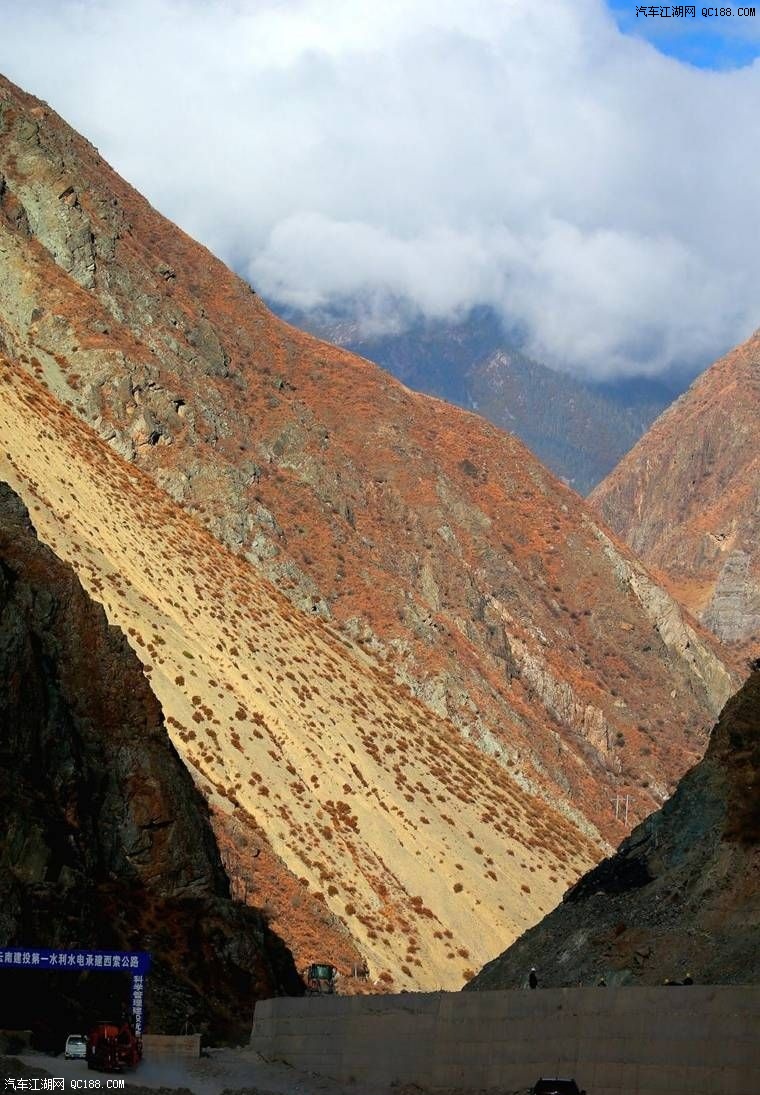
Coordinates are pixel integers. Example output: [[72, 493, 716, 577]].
[[142, 1033, 201, 1059], [251, 986, 760, 1094]]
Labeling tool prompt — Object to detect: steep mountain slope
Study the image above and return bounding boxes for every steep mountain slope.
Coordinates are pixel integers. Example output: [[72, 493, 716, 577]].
[[0, 74, 738, 950], [0, 362, 599, 990], [275, 303, 503, 406], [0, 482, 299, 1046], [467, 350, 671, 495], [282, 304, 673, 493], [591, 330, 760, 647], [467, 666, 760, 990]]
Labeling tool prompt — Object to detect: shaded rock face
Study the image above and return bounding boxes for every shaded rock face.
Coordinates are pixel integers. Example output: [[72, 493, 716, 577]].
[[0, 74, 737, 857], [466, 670, 760, 991], [702, 551, 760, 646], [0, 483, 300, 1047], [591, 331, 760, 650], [209, 806, 368, 983]]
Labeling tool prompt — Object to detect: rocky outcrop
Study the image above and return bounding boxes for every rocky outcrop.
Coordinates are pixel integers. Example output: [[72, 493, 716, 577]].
[[0, 483, 300, 1047], [466, 668, 760, 990], [588, 521, 735, 705], [703, 550, 760, 645], [591, 330, 760, 650]]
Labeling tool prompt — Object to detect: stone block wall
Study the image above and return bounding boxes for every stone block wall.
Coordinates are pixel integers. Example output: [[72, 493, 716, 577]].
[[141, 1033, 201, 1059], [251, 987, 760, 1094]]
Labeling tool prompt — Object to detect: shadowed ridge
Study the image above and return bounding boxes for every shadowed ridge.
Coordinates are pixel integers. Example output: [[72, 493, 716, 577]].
[[0, 481, 301, 1045], [466, 668, 760, 990]]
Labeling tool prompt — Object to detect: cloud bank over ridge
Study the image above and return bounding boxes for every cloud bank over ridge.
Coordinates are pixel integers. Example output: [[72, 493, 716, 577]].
[[1, 0, 758, 378]]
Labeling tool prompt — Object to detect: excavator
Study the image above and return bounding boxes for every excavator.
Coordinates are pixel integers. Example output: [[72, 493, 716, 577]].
[[303, 962, 338, 995]]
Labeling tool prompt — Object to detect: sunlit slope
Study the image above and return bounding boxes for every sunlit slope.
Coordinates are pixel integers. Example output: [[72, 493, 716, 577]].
[[591, 331, 760, 649], [0, 72, 737, 849], [0, 361, 598, 989]]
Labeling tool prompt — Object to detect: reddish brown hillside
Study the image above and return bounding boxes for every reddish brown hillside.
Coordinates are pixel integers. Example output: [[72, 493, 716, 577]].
[[0, 72, 734, 857], [0, 360, 599, 989], [591, 331, 760, 650]]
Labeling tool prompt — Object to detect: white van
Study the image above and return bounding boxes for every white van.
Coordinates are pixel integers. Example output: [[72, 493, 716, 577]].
[[64, 1034, 87, 1060]]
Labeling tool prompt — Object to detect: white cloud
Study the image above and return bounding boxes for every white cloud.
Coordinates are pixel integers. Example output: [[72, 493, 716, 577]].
[[1, 0, 758, 377]]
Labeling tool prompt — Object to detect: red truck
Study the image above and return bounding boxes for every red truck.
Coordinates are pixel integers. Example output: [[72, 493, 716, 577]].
[[86, 1021, 142, 1072]]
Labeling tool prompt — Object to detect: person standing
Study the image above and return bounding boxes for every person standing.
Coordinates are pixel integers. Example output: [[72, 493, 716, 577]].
[[529, 967, 538, 989]]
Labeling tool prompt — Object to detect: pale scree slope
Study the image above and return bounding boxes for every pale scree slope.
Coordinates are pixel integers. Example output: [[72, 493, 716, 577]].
[[0, 363, 598, 989]]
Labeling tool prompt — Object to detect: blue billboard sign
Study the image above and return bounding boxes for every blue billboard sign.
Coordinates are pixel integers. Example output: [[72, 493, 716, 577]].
[[0, 948, 152, 1035]]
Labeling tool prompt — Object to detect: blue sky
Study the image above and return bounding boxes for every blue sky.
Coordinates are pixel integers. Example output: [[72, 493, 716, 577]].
[[606, 0, 760, 69]]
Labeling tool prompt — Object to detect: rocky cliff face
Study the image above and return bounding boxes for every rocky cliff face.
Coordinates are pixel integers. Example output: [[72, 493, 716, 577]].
[[0, 483, 300, 1046], [467, 668, 760, 990], [0, 73, 736, 856], [591, 331, 760, 649]]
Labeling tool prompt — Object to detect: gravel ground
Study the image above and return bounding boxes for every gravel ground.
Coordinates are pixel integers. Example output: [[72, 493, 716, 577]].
[[6, 1050, 353, 1095], [4, 1053, 528, 1095]]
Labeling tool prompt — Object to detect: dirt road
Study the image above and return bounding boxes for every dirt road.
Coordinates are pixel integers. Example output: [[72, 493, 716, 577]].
[[7, 1050, 527, 1095], [7, 1050, 369, 1095]]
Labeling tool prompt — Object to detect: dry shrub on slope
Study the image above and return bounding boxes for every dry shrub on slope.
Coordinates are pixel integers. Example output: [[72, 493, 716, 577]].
[[0, 361, 598, 989]]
